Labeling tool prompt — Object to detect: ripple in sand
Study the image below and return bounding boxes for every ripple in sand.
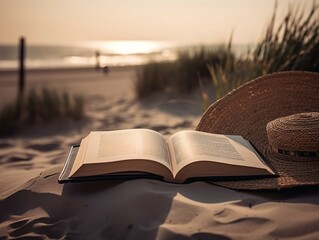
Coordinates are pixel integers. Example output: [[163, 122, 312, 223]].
[[8, 216, 68, 239]]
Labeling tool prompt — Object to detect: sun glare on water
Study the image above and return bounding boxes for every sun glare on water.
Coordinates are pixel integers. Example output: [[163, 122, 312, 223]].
[[83, 41, 173, 55], [75, 40, 177, 67]]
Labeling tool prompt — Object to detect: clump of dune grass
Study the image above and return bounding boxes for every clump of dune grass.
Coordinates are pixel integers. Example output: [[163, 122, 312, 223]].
[[207, 37, 260, 99], [0, 88, 85, 136], [135, 61, 174, 98], [208, 2, 319, 100], [254, 2, 319, 73], [135, 47, 230, 98], [70, 95, 85, 120], [0, 103, 19, 136]]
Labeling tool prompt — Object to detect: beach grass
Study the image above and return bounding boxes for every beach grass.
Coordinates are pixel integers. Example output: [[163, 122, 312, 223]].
[[134, 47, 229, 98], [254, 2, 319, 73], [209, 2, 319, 99], [135, 2, 319, 103], [0, 88, 85, 136], [135, 61, 174, 98]]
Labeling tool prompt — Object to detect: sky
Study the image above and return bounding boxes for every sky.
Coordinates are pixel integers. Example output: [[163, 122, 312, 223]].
[[0, 0, 315, 45]]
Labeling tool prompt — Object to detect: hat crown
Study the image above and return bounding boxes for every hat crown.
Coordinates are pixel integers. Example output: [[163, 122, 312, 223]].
[[267, 112, 319, 154]]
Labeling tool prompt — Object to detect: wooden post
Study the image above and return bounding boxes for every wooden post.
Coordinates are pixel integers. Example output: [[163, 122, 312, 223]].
[[18, 37, 25, 96], [95, 50, 100, 71]]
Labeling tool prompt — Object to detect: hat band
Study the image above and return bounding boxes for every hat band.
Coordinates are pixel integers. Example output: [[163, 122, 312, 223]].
[[272, 147, 319, 157]]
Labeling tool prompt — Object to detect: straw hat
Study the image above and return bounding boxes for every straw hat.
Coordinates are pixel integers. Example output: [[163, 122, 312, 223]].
[[196, 71, 319, 190]]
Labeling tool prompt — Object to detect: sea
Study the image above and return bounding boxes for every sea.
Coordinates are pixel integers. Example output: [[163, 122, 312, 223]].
[[0, 41, 250, 70]]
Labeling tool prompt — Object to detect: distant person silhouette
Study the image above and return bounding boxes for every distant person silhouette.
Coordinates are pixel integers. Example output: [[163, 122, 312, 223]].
[[95, 50, 109, 74]]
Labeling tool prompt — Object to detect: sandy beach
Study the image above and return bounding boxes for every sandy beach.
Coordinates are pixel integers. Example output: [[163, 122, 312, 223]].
[[0, 67, 319, 239]]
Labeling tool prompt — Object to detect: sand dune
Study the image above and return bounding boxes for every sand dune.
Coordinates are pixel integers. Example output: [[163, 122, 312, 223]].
[[0, 67, 319, 239]]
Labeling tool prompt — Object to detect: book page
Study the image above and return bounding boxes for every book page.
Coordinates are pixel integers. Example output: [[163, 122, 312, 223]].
[[168, 130, 274, 175], [85, 129, 172, 170]]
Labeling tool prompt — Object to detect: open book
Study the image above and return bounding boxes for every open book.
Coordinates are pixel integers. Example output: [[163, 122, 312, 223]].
[[59, 129, 275, 183]]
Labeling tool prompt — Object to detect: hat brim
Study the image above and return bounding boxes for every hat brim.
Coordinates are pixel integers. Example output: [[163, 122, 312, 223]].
[[196, 71, 319, 190]]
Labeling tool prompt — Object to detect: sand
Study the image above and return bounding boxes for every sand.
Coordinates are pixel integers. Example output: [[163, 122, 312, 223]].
[[0, 67, 319, 239]]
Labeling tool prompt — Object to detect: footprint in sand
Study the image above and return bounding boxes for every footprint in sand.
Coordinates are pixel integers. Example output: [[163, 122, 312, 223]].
[[173, 120, 193, 129], [49, 156, 66, 165], [132, 124, 149, 129], [151, 125, 170, 132], [1, 152, 35, 163], [0, 142, 14, 148], [141, 113, 151, 118], [27, 142, 61, 152], [116, 98, 127, 105], [100, 116, 126, 127]]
